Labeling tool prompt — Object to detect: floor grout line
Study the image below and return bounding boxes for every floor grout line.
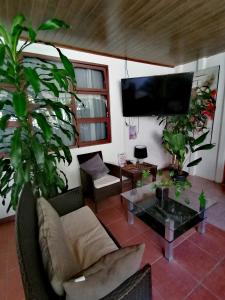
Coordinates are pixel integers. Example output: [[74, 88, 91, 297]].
[[188, 236, 225, 267], [200, 284, 222, 300]]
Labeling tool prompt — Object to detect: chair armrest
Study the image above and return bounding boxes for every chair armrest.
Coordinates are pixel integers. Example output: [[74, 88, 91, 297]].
[[105, 162, 121, 178], [102, 264, 152, 300], [48, 187, 84, 217]]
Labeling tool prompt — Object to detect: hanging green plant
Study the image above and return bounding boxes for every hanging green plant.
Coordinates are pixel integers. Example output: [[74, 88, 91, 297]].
[[0, 14, 79, 210]]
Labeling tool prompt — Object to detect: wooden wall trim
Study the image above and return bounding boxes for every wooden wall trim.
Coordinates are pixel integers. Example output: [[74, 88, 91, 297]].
[[0, 215, 15, 224], [20, 37, 174, 68]]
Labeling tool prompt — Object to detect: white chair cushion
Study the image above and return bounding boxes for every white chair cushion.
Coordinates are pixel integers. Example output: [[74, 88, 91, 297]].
[[94, 174, 120, 189], [61, 206, 118, 271]]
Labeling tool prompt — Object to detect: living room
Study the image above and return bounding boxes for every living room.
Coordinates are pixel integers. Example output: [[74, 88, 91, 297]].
[[1, 1, 225, 299]]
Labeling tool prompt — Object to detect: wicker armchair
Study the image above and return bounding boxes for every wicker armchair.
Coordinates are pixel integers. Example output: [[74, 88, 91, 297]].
[[77, 151, 122, 212], [16, 184, 152, 300]]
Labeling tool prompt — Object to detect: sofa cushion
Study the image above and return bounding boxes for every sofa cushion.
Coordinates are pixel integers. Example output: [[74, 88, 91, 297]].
[[63, 243, 145, 300], [94, 174, 120, 189], [61, 206, 118, 271], [80, 153, 109, 179], [36, 197, 77, 296]]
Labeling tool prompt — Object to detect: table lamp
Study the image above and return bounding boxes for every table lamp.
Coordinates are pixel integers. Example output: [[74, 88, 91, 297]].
[[134, 145, 147, 163]]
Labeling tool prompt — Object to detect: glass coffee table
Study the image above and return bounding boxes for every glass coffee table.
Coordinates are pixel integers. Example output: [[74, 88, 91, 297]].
[[121, 182, 217, 261]]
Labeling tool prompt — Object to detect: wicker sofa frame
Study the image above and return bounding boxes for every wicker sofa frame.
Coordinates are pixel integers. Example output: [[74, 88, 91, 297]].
[[16, 184, 152, 299]]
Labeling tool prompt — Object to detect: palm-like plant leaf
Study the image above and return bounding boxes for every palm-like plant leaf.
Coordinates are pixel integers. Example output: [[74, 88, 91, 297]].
[[0, 15, 78, 209]]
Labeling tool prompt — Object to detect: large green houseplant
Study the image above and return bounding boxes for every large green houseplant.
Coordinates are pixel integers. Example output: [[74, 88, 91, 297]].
[[154, 83, 216, 203], [0, 15, 78, 210], [160, 82, 216, 177]]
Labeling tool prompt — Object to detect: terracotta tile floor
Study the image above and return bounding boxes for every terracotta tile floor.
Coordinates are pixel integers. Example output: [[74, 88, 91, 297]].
[[0, 176, 225, 300]]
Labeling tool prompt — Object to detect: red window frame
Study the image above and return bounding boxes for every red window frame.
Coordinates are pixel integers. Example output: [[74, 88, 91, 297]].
[[74, 61, 111, 147], [22, 53, 111, 148]]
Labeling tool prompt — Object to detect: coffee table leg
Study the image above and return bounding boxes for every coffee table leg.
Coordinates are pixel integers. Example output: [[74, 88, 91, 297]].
[[165, 219, 174, 261], [127, 201, 134, 225], [165, 242, 173, 261], [198, 209, 207, 234]]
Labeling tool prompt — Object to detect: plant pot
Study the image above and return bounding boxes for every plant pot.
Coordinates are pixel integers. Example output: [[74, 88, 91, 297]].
[[156, 186, 169, 200], [173, 170, 189, 182], [156, 187, 169, 207]]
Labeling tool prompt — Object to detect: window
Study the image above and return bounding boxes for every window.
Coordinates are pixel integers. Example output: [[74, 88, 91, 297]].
[[0, 86, 18, 156], [75, 62, 111, 146], [25, 56, 111, 147], [0, 55, 111, 154]]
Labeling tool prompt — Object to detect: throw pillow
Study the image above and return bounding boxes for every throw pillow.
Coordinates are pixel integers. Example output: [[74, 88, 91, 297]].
[[61, 206, 118, 271], [37, 197, 78, 296], [63, 243, 145, 300], [80, 154, 109, 180]]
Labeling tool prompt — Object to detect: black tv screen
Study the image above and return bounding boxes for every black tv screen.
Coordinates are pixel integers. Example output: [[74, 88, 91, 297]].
[[121, 72, 194, 116]]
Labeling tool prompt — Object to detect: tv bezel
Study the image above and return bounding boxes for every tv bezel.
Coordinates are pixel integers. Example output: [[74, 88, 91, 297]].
[[121, 72, 194, 117]]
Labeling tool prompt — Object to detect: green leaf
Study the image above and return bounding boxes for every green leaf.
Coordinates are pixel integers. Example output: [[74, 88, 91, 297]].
[[11, 24, 23, 55], [59, 169, 68, 191], [32, 112, 52, 141], [24, 67, 40, 94], [38, 19, 69, 31], [198, 191, 206, 209], [187, 157, 202, 168], [28, 26, 36, 42], [41, 80, 59, 97], [0, 184, 12, 198], [52, 68, 68, 90], [59, 125, 73, 141], [13, 91, 27, 117], [0, 99, 12, 111], [0, 25, 10, 44], [51, 105, 63, 120], [44, 156, 56, 180], [52, 134, 72, 164], [0, 44, 5, 66], [0, 69, 15, 84], [10, 128, 22, 168], [191, 131, 209, 147], [11, 181, 23, 210], [62, 145, 72, 165], [192, 143, 215, 152], [31, 136, 45, 166], [56, 48, 75, 82], [0, 114, 11, 130], [55, 175, 66, 190], [11, 14, 25, 31]]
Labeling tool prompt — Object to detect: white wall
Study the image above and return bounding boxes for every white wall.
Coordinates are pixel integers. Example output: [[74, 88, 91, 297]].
[[123, 61, 173, 167], [175, 53, 225, 182], [0, 42, 173, 219]]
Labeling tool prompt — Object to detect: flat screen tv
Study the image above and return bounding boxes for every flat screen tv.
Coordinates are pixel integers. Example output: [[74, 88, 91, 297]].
[[121, 72, 194, 116]]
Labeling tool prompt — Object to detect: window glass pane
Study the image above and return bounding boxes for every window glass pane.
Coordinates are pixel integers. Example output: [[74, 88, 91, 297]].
[[0, 90, 16, 120], [0, 127, 15, 153], [32, 108, 75, 146], [76, 68, 104, 89], [76, 94, 107, 118], [79, 123, 107, 142], [23, 57, 72, 105]]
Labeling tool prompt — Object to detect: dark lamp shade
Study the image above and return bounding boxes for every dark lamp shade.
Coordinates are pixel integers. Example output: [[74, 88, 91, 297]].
[[134, 146, 148, 159]]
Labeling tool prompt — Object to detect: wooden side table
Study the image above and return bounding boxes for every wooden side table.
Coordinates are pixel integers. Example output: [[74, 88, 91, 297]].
[[121, 162, 157, 189]]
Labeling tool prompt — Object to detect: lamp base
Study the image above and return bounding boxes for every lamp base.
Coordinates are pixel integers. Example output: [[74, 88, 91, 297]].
[[136, 159, 143, 164]]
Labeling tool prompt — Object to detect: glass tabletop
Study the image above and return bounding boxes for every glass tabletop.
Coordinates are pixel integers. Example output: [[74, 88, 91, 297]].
[[121, 182, 217, 231]]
